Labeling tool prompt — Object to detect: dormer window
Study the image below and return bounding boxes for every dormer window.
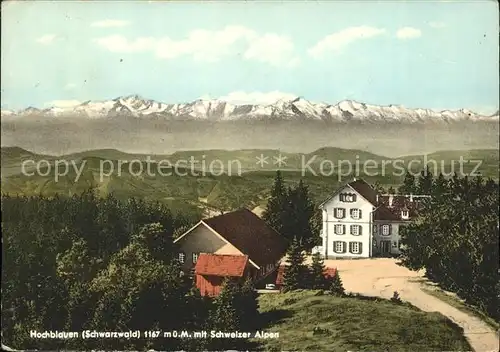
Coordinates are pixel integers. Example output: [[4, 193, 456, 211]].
[[401, 210, 409, 219], [339, 193, 356, 202]]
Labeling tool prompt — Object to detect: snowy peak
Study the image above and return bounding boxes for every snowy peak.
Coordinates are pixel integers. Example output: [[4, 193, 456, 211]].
[[2, 95, 498, 123], [0, 109, 15, 116]]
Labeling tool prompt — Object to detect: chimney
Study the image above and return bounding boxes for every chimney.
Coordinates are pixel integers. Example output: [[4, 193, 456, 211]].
[[388, 195, 393, 207]]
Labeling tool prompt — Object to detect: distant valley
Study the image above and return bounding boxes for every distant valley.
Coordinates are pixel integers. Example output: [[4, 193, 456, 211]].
[[2, 146, 498, 216]]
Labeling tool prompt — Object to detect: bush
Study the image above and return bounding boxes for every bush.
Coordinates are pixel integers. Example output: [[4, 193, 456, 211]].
[[312, 326, 331, 335], [391, 291, 402, 304]]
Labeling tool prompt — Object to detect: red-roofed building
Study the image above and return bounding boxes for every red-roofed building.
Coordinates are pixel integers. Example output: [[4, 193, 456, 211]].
[[174, 208, 287, 286], [194, 254, 250, 296]]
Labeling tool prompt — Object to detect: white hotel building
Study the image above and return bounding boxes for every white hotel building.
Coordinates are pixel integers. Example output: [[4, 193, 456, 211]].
[[313, 179, 428, 258]]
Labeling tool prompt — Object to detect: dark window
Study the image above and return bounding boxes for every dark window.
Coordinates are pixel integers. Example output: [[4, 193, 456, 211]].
[[333, 241, 346, 253], [340, 193, 357, 202], [334, 208, 346, 219], [349, 242, 363, 254]]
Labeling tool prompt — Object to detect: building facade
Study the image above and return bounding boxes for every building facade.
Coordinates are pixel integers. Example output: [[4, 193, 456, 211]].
[[313, 179, 428, 258], [194, 254, 251, 297], [174, 208, 287, 284]]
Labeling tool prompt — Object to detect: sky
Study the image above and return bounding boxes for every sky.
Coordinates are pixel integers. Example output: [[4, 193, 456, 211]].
[[1, 0, 499, 114]]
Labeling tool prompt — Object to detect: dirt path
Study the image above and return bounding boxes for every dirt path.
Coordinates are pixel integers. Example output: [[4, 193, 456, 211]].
[[320, 258, 499, 352]]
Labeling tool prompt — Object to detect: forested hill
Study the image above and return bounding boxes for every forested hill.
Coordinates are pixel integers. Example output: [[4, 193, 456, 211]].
[[1, 146, 498, 215]]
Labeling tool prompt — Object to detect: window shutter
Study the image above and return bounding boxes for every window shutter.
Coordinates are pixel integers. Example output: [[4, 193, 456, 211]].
[[353, 194, 357, 201], [341, 208, 345, 218], [343, 224, 346, 234], [359, 209, 362, 219], [359, 242, 363, 254], [342, 242, 347, 253], [359, 226, 363, 235], [389, 224, 392, 235], [348, 242, 353, 253]]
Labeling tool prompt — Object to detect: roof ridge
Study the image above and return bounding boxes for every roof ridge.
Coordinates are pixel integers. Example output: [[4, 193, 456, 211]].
[[201, 208, 288, 267], [203, 207, 252, 221], [199, 253, 249, 258]]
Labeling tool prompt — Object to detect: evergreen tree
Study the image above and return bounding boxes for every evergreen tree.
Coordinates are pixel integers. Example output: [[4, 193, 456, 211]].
[[181, 285, 211, 352], [399, 175, 499, 320], [309, 252, 328, 290], [328, 271, 345, 296], [398, 170, 417, 194], [284, 180, 316, 250], [387, 186, 396, 194], [208, 279, 242, 350], [283, 237, 308, 291], [390, 291, 402, 304], [309, 210, 323, 248], [1, 190, 196, 350], [90, 223, 187, 350], [210, 279, 240, 329], [237, 277, 259, 331], [373, 181, 386, 194], [56, 238, 101, 334], [263, 170, 287, 235], [416, 166, 434, 195], [432, 172, 448, 197], [449, 172, 461, 194]]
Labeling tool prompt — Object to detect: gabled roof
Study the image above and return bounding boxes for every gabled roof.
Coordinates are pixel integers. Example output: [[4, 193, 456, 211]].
[[348, 179, 378, 205], [275, 265, 337, 286], [320, 178, 378, 207], [374, 195, 429, 221], [195, 254, 249, 277], [201, 208, 288, 267]]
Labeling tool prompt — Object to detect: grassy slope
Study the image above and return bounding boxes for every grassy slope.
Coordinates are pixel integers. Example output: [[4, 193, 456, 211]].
[[255, 290, 471, 352]]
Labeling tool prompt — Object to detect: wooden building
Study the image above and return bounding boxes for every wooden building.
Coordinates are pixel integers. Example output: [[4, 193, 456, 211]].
[[194, 253, 250, 297]]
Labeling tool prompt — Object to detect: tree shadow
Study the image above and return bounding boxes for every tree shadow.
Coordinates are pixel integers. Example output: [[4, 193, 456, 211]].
[[259, 309, 293, 329]]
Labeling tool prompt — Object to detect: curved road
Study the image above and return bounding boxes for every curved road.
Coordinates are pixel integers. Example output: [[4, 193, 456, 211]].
[[320, 258, 499, 352]]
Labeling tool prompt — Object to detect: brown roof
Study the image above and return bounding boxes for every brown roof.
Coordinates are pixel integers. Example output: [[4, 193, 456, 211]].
[[347, 179, 378, 205], [275, 265, 337, 286], [374, 195, 428, 221], [320, 178, 378, 207], [195, 254, 249, 277], [203, 208, 288, 267], [373, 205, 402, 221]]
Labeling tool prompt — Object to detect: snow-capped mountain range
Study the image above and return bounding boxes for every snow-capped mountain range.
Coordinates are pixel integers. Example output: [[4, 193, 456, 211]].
[[2, 95, 498, 123]]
